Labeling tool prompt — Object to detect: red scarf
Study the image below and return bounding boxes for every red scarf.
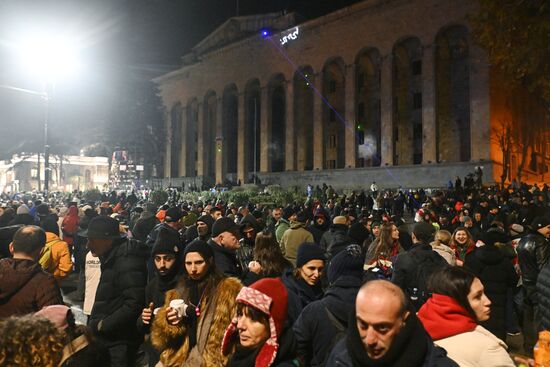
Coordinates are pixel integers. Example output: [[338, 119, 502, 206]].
[[418, 294, 477, 340]]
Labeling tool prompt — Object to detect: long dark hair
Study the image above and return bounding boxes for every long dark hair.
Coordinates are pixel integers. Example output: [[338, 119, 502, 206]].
[[176, 254, 224, 305], [373, 222, 397, 258], [254, 230, 292, 277], [427, 266, 477, 318]]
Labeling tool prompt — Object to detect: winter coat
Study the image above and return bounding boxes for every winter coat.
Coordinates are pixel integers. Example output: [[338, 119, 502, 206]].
[[132, 215, 160, 242], [151, 277, 242, 367], [434, 326, 514, 367], [61, 206, 79, 246], [430, 241, 457, 265], [320, 224, 352, 259], [208, 238, 242, 278], [59, 332, 111, 367], [464, 244, 518, 341], [0, 258, 63, 317], [280, 222, 314, 265], [282, 268, 323, 324], [294, 275, 361, 367], [418, 293, 514, 367], [326, 313, 458, 367], [88, 239, 148, 347], [517, 230, 550, 286], [275, 218, 291, 244], [44, 232, 73, 279]]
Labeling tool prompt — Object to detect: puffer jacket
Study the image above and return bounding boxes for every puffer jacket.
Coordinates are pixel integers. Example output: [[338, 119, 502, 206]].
[[88, 238, 148, 345], [0, 258, 63, 317], [280, 222, 314, 265], [320, 224, 352, 259], [44, 232, 73, 279], [537, 259, 550, 330]]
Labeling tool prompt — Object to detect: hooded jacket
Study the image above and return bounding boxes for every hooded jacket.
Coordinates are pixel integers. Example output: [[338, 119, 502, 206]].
[[294, 275, 361, 366], [44, 232, 73, 279], [280, 222, 314, 266], [320, 224, 353, 259], [0, 258, 63, 317]]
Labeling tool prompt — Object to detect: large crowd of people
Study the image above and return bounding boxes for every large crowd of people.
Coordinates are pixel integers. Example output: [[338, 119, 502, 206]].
[[0, 180, 548, 367]]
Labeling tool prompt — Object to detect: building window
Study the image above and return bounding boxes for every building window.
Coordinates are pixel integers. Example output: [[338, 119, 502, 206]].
[[329, 80, 337, 93], [329, 135, 337, 148], [357, 130, 365, 145], [31, 167, 38, 179], [413, 93, 422, 109], [327, 160, 336, 169], [330, 109, 336, 122], [412, 60, 422, 75], [357, 73, 365, 91]]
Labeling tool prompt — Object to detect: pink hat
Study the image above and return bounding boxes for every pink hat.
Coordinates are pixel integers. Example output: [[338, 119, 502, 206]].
[[221, 278, 288, 367], [34, 305, 70, 331]]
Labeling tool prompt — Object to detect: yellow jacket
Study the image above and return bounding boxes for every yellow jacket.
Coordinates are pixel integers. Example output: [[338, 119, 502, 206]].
[[45, 232, 73, 279]]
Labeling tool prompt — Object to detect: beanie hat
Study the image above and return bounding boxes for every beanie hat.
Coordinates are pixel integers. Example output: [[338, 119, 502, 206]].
[[295, 211, 308, 224], [221, 278, 288, 367], [328, 245, 363, 284], [413, 222, 436, 242], [461, 216, 472, 223], [348, 222, 370, 245], [296, 242, 325, 268], [165, 207, 185, 223], [212, 217, 241, 237], [152, 228, 180, 256], [313, 208, 326, 219], [282, 206, 295, 220], [197, 214, 214, 230], [34, 305, 70, 331], [482, 230, 509, 246], [16, 204, 30, 215], [532, 216, 550, 231], [333, 216, 348, 226], [184, 238, 214, 261], [36, 203, 50, 217]]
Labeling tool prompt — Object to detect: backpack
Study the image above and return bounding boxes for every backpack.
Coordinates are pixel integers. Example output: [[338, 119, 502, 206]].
[[407, 250, 448, 311], [39, 240, 60, 273]]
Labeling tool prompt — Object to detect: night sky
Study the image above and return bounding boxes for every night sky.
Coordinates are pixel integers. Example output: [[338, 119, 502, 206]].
[[0, 0, 361, 159]]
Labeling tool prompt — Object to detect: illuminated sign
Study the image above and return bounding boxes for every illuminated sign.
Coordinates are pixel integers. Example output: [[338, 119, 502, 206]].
[[280, 27, 299, 46]]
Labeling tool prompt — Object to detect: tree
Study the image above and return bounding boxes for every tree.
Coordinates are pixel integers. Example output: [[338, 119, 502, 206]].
[[492, 120, 513, 188], [470, 0, 550, 111]]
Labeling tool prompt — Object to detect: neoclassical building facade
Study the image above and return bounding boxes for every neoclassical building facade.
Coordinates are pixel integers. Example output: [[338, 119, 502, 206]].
[[154, 0, 547, 189]]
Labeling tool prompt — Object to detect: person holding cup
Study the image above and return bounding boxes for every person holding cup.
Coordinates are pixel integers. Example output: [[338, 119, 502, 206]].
[[151, 238, 242, 367]]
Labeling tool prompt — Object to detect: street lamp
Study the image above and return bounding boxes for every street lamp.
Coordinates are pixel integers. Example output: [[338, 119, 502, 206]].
[[14, 33, 81, 194]]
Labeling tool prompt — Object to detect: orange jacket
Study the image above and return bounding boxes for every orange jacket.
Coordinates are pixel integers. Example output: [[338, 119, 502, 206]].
[[45, 232, 73, 279]]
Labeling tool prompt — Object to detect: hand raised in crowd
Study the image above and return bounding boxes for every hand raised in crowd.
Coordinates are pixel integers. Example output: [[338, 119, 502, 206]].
[[248, 260, 262, 274], [141, 302, 154, 325]]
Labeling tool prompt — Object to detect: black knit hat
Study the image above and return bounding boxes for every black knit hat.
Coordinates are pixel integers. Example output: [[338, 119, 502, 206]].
[[532, 216, 550, 230], [328, 245, 363, 284], [282, 206, 296, 220], [296, 242, 325, 268], [152, 228, 181, 256], [197, 214, 214, 229], [412, 222, 435, 242], [212, 217, 241, 237], [165, 207, 185, 223], [184, 238, 214, 260]]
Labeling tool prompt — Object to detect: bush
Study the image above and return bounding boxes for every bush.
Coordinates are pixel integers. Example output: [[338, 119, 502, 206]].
[[150, 190, 169, 207], [83, 188, 102, 203]]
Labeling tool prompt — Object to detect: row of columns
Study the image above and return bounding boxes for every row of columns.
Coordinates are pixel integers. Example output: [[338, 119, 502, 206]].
[[165, 44, 489, 184]]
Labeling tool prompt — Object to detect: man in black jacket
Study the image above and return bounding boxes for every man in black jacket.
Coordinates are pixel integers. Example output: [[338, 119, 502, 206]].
[[391, 221, 447, 311], [85, 216, 148, 367], [327, 280, 457, 367], [207, 217, 242, 277], [518, 216, 550, 351]]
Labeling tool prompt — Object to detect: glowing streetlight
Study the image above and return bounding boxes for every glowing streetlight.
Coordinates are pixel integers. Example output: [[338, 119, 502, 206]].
[[13, 33, 81, 193]]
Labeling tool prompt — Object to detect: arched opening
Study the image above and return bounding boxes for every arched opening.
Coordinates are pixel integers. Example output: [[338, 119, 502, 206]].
[[323, 59, 346, 169], [294, 66, 314, 171], [355, 49, 381, 167], [186, 98, 199, 176], [202, 91, 217, 180], [245, 79, 261, 182], [392, 37, 423, 165], [222, 84, 238, 176], [170, 103, 182, 177], [268, 74, 286, 173], [435, 25, 470, 162]]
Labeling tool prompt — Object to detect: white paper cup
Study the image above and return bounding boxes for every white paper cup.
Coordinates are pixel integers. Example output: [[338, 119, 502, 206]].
[[169, 299, 187, 318], [153, 307, 160, 316]]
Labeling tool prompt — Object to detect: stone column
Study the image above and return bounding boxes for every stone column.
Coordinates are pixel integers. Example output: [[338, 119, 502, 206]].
[[285, 81, 295, 171], [312, 73, 324, 170], [179, 106, 187, 176], [345, 64, 357, 168], [469, 44, 490, 161], [260, 86, 270, 172], [164, 113, 171, 178], [196, 102, 205, 177], [422, 44, 437, 164], [216, 98, 224, 184], [380, 54, 394, 166], [237, 93, 246, 183]]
